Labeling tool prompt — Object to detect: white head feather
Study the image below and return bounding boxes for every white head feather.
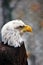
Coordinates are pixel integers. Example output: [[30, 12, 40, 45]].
[[1, 20, 25, 47]]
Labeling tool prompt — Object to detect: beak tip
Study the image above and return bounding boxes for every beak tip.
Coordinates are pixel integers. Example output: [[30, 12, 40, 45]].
[[27, 26, 32, 32]]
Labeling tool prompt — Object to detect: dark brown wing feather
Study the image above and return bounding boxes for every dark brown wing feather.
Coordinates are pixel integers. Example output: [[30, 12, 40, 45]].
[[0, 42, 28, 65]]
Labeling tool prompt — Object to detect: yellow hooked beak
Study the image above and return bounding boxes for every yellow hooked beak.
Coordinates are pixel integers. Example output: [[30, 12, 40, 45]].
[[21, 25, 32, 32]]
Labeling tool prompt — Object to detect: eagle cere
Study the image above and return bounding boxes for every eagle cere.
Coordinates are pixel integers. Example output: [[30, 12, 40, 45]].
[[1, 19, 32, 47]]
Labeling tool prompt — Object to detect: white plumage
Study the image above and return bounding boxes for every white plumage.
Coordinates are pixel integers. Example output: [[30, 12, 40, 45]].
[[1, 20, 25, 47]]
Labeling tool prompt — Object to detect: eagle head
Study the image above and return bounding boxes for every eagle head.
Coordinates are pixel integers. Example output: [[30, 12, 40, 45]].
[[1, 20, 32, 47]]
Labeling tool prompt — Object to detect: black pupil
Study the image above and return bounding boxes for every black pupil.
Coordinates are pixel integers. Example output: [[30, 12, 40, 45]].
[[19, 26, 24, 28]]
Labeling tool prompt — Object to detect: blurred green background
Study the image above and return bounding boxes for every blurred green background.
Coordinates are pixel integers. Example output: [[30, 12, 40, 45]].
[[0, 0, 43, 65]]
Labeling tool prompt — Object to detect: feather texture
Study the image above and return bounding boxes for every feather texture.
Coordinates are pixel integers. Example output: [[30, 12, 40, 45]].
[[1, 20, 25, 47]]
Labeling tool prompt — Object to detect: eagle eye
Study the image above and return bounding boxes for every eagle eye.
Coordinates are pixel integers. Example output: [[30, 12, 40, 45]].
[[15, 26, 24, 29], [19, 26, 24, 28]]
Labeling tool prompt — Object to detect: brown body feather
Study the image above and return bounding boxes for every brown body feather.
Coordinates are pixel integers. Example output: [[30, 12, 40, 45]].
[[0, 42, 28, 65]]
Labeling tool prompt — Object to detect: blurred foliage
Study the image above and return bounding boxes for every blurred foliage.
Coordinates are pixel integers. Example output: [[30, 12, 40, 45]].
[[17, 10, 25, 19], [39, 20, 43, 29], [31, 3, 40, 12]]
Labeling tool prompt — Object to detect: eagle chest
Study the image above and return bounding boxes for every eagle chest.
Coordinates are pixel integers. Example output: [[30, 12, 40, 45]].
[[0, 42, 28, 65]]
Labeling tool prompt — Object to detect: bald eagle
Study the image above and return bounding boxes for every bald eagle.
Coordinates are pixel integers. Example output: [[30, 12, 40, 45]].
[[0, 19, 32, 65]]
